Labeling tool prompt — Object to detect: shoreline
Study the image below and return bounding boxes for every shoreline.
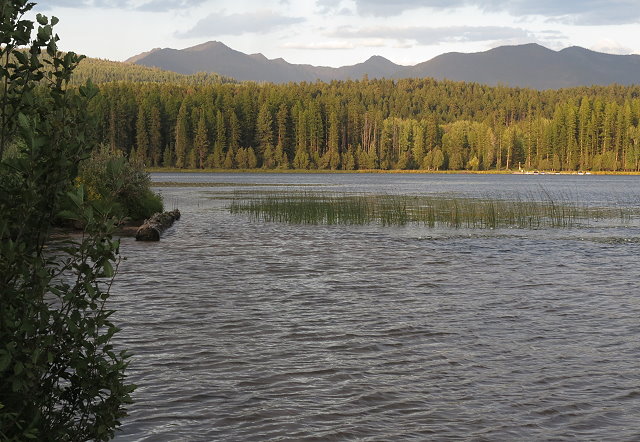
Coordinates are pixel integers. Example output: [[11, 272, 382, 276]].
[[147, 167, 640, 176]]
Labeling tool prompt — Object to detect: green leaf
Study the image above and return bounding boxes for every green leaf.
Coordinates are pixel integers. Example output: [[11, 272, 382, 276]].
[[14, 51, 28, 64], [0, 350, 11, 371], [57, 209, 82, 222], [32, 349, 41, 364], [102, 260, 114, 278], [17, 112, 30, 130], [37, 28, 49, 42], [46, 39, 58, 57], [67, 186, 85, 208]]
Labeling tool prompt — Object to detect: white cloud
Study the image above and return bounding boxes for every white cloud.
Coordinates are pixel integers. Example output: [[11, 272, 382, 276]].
[[349, 0, 640, 25], [136, 0, 208, 12], [176, 10, 305, 38], [282, 41, 356, 50], [282, 39, 386, 50], [41, 0, 208, 12], [591, 39, 634, 55], [330, 25, 536, 46]]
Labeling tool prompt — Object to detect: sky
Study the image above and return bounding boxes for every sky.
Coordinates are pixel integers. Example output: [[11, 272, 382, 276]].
[[38, 0, 640, 67]]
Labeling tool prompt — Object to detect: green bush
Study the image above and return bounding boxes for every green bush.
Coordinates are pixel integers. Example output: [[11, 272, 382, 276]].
[[124, 188, 164, 221], [0, 2, 134, 440], [77, 145, 163, 222]]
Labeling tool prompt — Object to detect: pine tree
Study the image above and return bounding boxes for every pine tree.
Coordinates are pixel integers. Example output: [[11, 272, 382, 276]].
[[174, 101, 189, 168], [135, 105, 149, 164], [162, 143, 174, 167], [324, 109, 340, 169], [578, 97, 591, 170], [211, 110, 226, 168], [148, 105, 163, 166], [223, 148, 235, 169], [256, 103, 274, 168], [274, 103, 291, 167], [412, 121, 426, 169], [228, 110, 241, 153], [342, 146, 356, 170], [276, 103, 289, 152], [293, 108, 310, 169], [235, 148, 248, 169], [247, 147, 258, 168], [193, 108, 210, 169]]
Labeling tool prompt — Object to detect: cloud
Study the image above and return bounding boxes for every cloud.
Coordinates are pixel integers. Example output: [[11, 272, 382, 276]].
[[350, 0, 464, 16], [41, 0, 207, 12], [282, 41, 356, 50], [330, 25, 536, 46], [136, 0, 209, 12], [491, 0, 640, 25], [281, 39, 386, 50], [176, 10, 305, 38], [350, 0, 640, 25], [39, 0, 103, 8], [315, 0, 355, 15], [591, 39, 634, 55], [539, 30, 565, 40], [316, 0, 342, 11]]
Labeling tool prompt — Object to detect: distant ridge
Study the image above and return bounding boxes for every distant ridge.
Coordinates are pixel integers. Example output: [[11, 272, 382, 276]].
[[71, 55, 234, 86], [125, 47, 162, 64], [126, 41, 640, 90]]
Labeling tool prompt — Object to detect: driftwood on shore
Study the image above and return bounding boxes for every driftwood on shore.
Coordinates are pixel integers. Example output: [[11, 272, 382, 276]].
[[135, 209, 181, 241]]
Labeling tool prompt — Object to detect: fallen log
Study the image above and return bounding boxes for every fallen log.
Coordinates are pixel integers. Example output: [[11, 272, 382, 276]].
[[135, 209, 181, 241]]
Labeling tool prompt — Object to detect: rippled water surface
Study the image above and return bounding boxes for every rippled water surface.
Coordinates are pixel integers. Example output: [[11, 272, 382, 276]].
[[113, 173, 640, 441]]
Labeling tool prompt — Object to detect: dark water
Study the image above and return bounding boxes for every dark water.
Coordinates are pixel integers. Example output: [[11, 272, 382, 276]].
[[113, 173, 640, 441]]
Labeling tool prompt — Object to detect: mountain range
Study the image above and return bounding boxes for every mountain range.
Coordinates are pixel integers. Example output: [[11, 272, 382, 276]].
[[126, 41, 640, 90]]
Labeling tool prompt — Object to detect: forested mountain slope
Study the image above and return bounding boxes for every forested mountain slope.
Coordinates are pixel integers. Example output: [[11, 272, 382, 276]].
[[71, 55, 234, 85]]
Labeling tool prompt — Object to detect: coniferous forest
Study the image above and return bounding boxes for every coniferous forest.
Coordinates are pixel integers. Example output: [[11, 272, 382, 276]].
[[72, 57, 235, 87], [84, 63, 640, 172]]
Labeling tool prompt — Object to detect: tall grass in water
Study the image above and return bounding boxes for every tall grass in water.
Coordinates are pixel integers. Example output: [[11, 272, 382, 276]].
[[229, 192, 632, 229]]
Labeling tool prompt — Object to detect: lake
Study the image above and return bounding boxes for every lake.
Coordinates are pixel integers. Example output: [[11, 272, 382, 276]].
[[112, 172, 640, 441]]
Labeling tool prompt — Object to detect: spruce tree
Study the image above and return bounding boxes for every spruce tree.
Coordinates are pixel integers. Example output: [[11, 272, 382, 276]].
[[148, 105, 163, 166], [174, 101, 189, 168], [135, 105, 149, 164], [193, 108, 210, 169]]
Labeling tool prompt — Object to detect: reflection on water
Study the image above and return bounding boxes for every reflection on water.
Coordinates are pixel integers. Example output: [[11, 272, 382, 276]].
[[113, 173, 640, 441]]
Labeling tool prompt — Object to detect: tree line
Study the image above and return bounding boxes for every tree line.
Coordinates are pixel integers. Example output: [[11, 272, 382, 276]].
[[88, 78, 640, 172], [71, 56, 235, 86]]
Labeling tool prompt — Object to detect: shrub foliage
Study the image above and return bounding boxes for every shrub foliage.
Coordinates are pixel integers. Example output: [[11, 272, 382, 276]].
[[0, 2, 133, 440]]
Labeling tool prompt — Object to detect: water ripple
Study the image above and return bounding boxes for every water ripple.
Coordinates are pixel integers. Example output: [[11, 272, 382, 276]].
[[112, 179, 640, 441]]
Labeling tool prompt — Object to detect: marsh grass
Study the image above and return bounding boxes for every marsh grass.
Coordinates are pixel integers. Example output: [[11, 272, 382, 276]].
[[229, 192, 634, 229]]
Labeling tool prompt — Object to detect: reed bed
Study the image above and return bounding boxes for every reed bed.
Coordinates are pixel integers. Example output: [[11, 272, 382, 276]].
[[229, 192, 633, 229]]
